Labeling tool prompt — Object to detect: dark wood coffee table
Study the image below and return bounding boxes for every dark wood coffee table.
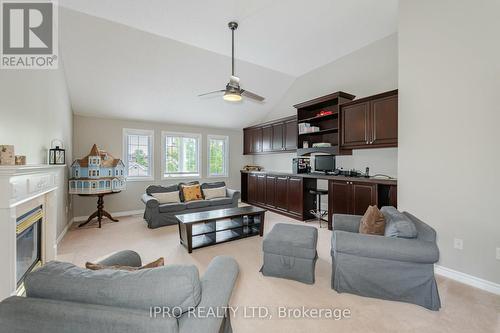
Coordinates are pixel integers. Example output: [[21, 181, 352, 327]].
[[175, 206, 266, 253]]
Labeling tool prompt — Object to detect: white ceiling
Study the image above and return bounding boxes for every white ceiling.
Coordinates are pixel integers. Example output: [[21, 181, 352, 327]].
[[60, 9, 295, 129], [60, 0, 398, 76]]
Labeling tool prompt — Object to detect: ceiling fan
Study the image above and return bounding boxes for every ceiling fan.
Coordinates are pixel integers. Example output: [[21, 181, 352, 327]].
[[198, 21, 265, 102]]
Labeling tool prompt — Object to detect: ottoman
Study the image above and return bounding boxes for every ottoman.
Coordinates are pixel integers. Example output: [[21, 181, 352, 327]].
[[261, 223, 318, 284]]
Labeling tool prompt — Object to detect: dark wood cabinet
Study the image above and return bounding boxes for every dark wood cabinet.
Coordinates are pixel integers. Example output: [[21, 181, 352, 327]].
[[243, 116, 297, 155], [284, 119, 297, 151], [275, 176, 288, 211], [328, 180, 378, 228], [262, 126, 273, 152], [248, 174, 257, 203], [256, 175, 266, 204], [265, 175, 276, 207], [341, 101, 369, 147], [340, 90, 398, 149], [287, 177, 303, 216], [272, 123, 284, 151]]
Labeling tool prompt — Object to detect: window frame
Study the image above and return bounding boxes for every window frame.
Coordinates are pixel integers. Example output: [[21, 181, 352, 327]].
[[122, 128, 155, 182], [207, 134, 229, 178], [161, 131, 202, 180]]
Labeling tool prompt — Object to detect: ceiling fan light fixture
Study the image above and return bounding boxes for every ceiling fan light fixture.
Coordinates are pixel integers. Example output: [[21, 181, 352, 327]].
[[223, 91, 242, 102]]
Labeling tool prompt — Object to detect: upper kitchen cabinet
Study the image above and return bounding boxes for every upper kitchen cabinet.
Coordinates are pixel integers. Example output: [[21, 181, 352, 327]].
[[341, 89, 398, 149], [243, 116, 297, 155]]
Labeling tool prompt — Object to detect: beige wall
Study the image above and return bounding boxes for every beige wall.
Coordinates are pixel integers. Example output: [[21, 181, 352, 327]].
[[399, 0, 500, 284], [253, 34, 398, 177], [72, 115, 252, 217], [0, 66, 73, 237]]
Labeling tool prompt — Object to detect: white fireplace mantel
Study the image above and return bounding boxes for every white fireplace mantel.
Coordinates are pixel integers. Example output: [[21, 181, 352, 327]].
[[0, 164, 65, 300]]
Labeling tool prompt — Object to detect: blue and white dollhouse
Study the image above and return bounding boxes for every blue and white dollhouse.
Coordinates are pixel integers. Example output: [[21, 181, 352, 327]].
[[69, 144, 126, 194]]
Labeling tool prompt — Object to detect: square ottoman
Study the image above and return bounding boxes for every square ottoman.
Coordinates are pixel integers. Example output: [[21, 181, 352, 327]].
[[260, 223, 318, 284]]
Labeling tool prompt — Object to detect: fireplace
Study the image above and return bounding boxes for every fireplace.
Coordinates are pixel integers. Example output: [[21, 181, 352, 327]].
[[16, 206, 43, 292]]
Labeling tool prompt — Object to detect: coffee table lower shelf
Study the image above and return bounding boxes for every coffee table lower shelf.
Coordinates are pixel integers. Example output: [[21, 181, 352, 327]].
[[175, 206, 266, 253]]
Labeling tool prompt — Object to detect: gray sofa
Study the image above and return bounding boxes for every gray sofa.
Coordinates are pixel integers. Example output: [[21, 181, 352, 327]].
[[142, 181, 240, 228], [331, 207, 441, 310], [0, 250, 239, 333]]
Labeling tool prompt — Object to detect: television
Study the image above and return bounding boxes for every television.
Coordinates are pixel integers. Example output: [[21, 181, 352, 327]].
[[314, 155, 336, 174]]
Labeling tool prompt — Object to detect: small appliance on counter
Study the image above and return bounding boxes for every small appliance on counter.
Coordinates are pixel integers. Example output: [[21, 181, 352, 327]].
[[292, 157, 311, 174], [313, 155, 336, 174]]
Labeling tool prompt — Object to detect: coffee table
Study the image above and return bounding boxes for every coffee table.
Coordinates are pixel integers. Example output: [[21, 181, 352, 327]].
[[175, 206, 266, 253]]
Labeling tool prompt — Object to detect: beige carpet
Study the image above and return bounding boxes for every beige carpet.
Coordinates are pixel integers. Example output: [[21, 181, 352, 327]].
[[58, 211, 500, 333]]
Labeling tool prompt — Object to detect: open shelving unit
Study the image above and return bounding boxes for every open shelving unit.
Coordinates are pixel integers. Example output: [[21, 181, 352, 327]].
[[294, 91, 355, 156]]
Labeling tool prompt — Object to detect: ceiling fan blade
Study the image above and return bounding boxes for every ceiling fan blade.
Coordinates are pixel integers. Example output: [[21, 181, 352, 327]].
[[241, 89, 265, 102], [198, 89, 225, 97]]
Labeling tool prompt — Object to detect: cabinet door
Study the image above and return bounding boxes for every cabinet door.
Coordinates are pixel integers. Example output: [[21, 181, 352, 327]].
[[250, 128, 263, 153], [330, 181, 351, 215], [248, 174, 258, 203], [256, 175, 266, 204], [275, 177, 288, 211], [287, 177, 303, 216], [284, 119, 297, 150], [272, 123, 284, 151], [341, 102, 370, 147], [243, 129, 252, 155], [265, 175, 276, 207], [370, 95, 398, 146], [351, 182, 377, 215], [262, 126, 273, 152]]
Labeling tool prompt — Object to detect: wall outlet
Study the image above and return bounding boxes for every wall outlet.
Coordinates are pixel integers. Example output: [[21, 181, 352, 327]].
[[496, 248, 500, 260], [454, 238, 463, 250]]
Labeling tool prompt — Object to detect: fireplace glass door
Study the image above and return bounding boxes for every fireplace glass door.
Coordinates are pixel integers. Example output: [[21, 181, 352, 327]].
[[16, 206, 42, 287]]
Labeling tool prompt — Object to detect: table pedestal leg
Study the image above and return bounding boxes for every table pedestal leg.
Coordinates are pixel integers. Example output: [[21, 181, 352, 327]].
[[79, 194, 119, 228]]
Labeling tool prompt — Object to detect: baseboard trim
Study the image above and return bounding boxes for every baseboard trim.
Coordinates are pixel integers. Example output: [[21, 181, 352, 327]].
[[435, 264, 500, 295], [72, 209, 143, 222], [56, 218, 73, 245]]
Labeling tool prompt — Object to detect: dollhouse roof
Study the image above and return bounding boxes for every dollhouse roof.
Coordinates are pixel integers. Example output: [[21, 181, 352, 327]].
[[74, 144, 122, 168]]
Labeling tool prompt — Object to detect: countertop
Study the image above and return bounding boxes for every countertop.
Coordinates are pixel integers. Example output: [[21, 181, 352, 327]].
[[240, 170, 397, 185]]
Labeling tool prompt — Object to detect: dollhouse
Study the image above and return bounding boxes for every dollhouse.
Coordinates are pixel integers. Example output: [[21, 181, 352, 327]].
[[69, 144, 126, 194]]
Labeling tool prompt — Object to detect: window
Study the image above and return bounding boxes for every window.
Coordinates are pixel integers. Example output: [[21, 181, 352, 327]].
[[207, 135, 229, 177], [123, 128, 154, 181], [162, 131, 201, 178]]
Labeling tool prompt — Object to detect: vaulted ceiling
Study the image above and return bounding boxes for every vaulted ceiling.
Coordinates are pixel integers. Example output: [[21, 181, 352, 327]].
[[59, 1, 398, 128]]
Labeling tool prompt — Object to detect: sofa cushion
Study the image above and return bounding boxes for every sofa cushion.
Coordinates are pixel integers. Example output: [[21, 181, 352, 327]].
[[178, 181, 199, 201], [180, 184, 203, 202], [25, 261, 202, 313], [203, 186, 226, 200], [151, 191, 181, 204], [159, 203, 186, 213], [201, 181, 226, 190], [263, 223, 318, 259], [359, 205, 386, 235], [208, 197, 233, 206], [146, 184, 178, 196], [382, 206, 418, 239], [185, 200, 210, 209]]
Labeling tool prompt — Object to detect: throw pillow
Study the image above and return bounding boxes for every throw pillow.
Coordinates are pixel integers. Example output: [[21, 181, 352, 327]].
[[151, 191, 180, 204], [85, 257, 165, 271], [359, 205, 386, 235], [381, 206, 418, 238], [179, 181, 200, 201], [203, 186, 226, 200], [181, 184, 203, 202]]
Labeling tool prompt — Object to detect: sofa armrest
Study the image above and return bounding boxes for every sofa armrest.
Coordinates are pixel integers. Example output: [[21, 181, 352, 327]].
[[332, 230, 439, 264], [332, 214, 362, 233], [97, 250, 142, 267], [141, 194, 159, 209], [178, 256, 239, 333], [226, 189, 240, 203]]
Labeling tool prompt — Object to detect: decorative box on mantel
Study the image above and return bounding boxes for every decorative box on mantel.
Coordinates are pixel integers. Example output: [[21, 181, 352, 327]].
[[0, 164, 65, 300]]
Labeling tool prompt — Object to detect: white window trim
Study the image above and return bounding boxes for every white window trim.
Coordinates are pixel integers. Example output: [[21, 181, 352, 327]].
[[207, 134, 229, 178], [122, 128, 155, 182], [161, 131, 202, 180]]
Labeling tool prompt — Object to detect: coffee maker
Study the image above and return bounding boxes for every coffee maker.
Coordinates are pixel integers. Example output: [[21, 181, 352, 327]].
[[292, 157, 311, 174]]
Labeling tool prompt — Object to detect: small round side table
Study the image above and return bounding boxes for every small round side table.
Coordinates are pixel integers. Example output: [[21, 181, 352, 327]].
[[78, 191, 121, 228]]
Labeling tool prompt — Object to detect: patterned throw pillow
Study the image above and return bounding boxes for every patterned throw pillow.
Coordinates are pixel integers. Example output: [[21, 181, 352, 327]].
[[181, 184, 203, 202], [85, 257, 165, 271]]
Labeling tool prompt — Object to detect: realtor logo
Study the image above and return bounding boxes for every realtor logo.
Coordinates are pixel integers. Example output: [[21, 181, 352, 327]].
[[1, 0, 58, 69]]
